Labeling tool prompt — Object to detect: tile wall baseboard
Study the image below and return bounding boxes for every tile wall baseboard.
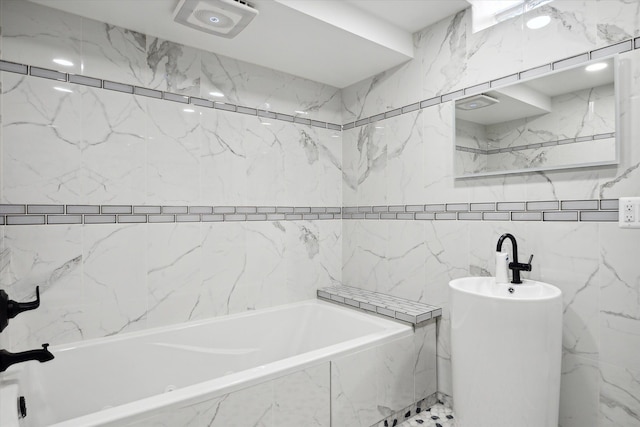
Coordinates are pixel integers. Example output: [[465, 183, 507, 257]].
[[0, 199, 620, 226], [0, 60, 342, 131]]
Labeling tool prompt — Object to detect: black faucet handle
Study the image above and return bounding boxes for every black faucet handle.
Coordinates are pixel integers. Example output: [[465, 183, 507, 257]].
[[7, 286, 41, 319]]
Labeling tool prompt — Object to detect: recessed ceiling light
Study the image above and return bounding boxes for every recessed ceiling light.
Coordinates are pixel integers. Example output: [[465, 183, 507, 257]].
[[183, 108, 195, 113], [53, 58, 74, 67], [261, 122, 272, 126], [585, 62, 608, 72], [526, 15, 551, 30], [209, 91, 224, 97], [53, 86, 73, 93]]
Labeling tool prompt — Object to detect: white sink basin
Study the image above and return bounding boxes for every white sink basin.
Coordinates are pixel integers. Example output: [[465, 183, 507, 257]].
[[449, 276, 561, 301], [450, 276, 563, 426]]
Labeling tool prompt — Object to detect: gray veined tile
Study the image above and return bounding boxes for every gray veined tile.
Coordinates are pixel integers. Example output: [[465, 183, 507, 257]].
[[201, 214, 224, 222], [561, 200, 599, 211], [553, 53, 590, 70], [380, 213, 397, 220], [213, 206, 235, 214], [350, 213, 365, 219], [224, 214, 246, 221], [236, 206, 258, 214], [396, 213, 414, 220], [30, 66, 67, 81], [247, 214, 267, 221], [6, 215, 46, 225], [66, 205, 100, 214], [84, 215, 117, 224], [591, 40, 633, 59], [406, 205, 425, 212], [365, 213, 379, 220], [401, 102, 420, 113], [148, 215, 175, 223], [27, 205, 64, 214], [163, 92, 189, 104], [357, 206, 372, 213], [385, 108, 402, 119], [470, 202, 495, 211], [579, 211, 618, 222], [511, 212, 542, 221], [276, 206, 294, 214], [303, 214, 319, 220], [458, 212, 482, 220], [103, 80, 134, 94], [425, 204, 446, 212], [134, 206, 161, 214], [446, 203, 468, 212], [519, 64, 552, 80], [118, 215, 147, 223], [388, 205, 405, 212], [162, 206, 188, 214], [491, 73, 518, 87], [416, 213, 435, 220], [600, 199, 619, 210], [0, 205, 26, 214], [257, 206, 276, 214], [294, 207, 311, 214], [189, 206, 213, 214], [190, 97, 214, 108], [441, 89, 464, 102], [47, 215, 82, 225], [69, 74, 101, 88], [310, 207, 326, 213], [0, 60, 28, 74], [435, 212, 456, 220], [134, 86, 162, 99], [420, 97, 441, 108], [526, 201, 559, 211], [176, 214, 201, 222], [497, 202, 526, 211], [483, 212, 510, 221], [101, 205, 132, 214], [543, 211, 578, 221]]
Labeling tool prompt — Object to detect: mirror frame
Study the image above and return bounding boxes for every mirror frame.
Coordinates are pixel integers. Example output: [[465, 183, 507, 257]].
[[452, 54, 621, 179]]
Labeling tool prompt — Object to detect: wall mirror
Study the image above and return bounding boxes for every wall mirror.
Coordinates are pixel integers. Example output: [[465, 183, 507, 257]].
[[454, 56, 618, 178]]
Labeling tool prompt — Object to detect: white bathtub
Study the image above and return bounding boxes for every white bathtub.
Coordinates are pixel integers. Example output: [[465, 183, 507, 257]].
[[1, 299, 413, 426]]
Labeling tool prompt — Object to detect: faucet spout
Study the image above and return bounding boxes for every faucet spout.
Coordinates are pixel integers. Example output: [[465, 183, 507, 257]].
[[0, 344, 54, 372], [496, 233, 533, 284]]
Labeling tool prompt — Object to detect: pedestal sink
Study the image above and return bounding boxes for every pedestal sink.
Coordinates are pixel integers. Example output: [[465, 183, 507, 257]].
[[450, 277, 562, 427]]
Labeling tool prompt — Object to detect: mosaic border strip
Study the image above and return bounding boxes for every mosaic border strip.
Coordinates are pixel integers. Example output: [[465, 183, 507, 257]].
[[341, 199, 619, 222], [343, 38, 637, 130], [0, 204, 342, 225], [456, 132, 615, 155], [0, 199, 621, 225], [0, 60, 342, 131], [317, 285, 441, 325]]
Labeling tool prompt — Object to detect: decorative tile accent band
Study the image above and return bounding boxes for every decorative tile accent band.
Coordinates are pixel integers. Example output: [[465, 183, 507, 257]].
[[0, 204, 342, 225], [0, 199, 620, 225], [456, 132, 615, 155], [317, 285, 441, 325], [0, 60, 342, 131], [343, 39, 636, 130]]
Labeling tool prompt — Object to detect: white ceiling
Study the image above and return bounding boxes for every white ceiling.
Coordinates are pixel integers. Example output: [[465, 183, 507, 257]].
[[29, 0, 470, 88]]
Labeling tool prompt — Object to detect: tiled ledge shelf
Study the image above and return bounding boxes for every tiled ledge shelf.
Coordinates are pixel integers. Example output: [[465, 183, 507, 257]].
[[0, 199, 621, 225], [317, 285, 441, 326]]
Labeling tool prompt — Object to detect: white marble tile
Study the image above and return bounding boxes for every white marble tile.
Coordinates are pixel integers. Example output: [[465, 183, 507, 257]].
[[200, 108, 247, 205], [331, 348, 379, 427], [281, 221, 323, 305], [384, 221, 427, 301], [2, 224, 82, 308], [0, 0, 82, 74], [386, 111, 426, 204], [599, 361, 640, 427], [526, 222, 600, 360], [125, 402, 202, 427], [341, 220, 389, 292], [596, 0, 640, 47], [416, 10, 469, 100], [377, 334, 416, 418], [8, 303, 86, 349], [81, 18, 150, 87], [146, 223, 201, 328], [146, 37, 200, 96], [414, 319, 438, 400], [422, 104, 470, 203], [145, 97, 201, 205], [352, 124, 388, 205], [198, 381, 273, 427], [341, 127, 360, 207], [273, 363, 330, 427], [82, 224, 148, 338], [559, 353, 599, 427], [201, 51, 342, 124], [522, 1, 598, 70], [285, 124, 342, 206], [198, 222, 247, 318], [2, 74, 83, 204], [599, 223, 640, 372], [243, 117, 286, 206], [317, 220, 342, 287], [81, 87, 146, 204]]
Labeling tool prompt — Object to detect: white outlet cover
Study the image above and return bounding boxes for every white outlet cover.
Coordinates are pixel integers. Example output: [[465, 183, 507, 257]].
[[619, 197, 640, 228]]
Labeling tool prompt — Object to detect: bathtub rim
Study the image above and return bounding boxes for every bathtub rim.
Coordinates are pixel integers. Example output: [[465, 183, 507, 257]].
[[34, 299, 413, 427]]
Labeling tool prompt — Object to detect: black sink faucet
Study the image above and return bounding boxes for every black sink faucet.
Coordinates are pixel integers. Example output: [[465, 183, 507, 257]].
[[496, 233, 534, 284], [0, 344, 54, 372]]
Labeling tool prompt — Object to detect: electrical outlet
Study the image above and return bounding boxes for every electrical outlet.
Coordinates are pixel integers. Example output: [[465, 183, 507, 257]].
[[619, 197, 640, 228]]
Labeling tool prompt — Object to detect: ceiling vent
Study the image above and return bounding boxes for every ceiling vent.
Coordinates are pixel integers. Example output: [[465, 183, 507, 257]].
[[173, 0, 259, 39], [455, 94, 500, 111]]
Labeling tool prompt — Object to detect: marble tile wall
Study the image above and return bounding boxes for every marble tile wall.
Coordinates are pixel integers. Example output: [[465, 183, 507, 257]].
[[0, 0, 342, 349], [341, 2, 640, 426]]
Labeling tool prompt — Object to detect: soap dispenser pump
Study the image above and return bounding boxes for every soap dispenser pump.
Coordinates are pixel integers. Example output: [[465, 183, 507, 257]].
[[495, 252, 510, 284]]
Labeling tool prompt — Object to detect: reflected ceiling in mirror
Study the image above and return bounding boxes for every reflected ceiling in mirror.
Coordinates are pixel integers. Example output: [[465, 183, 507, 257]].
[[454, 56, 618, 178]]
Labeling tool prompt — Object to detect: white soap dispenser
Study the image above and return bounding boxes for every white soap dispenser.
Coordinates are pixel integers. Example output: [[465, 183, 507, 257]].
[[495, 251, 510, 284]]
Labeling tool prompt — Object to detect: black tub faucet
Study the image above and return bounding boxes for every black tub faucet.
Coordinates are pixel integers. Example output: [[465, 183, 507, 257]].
[[0, 344, 54, 372], [0, 286, 42, 333], [496, 233, 534, 284]]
